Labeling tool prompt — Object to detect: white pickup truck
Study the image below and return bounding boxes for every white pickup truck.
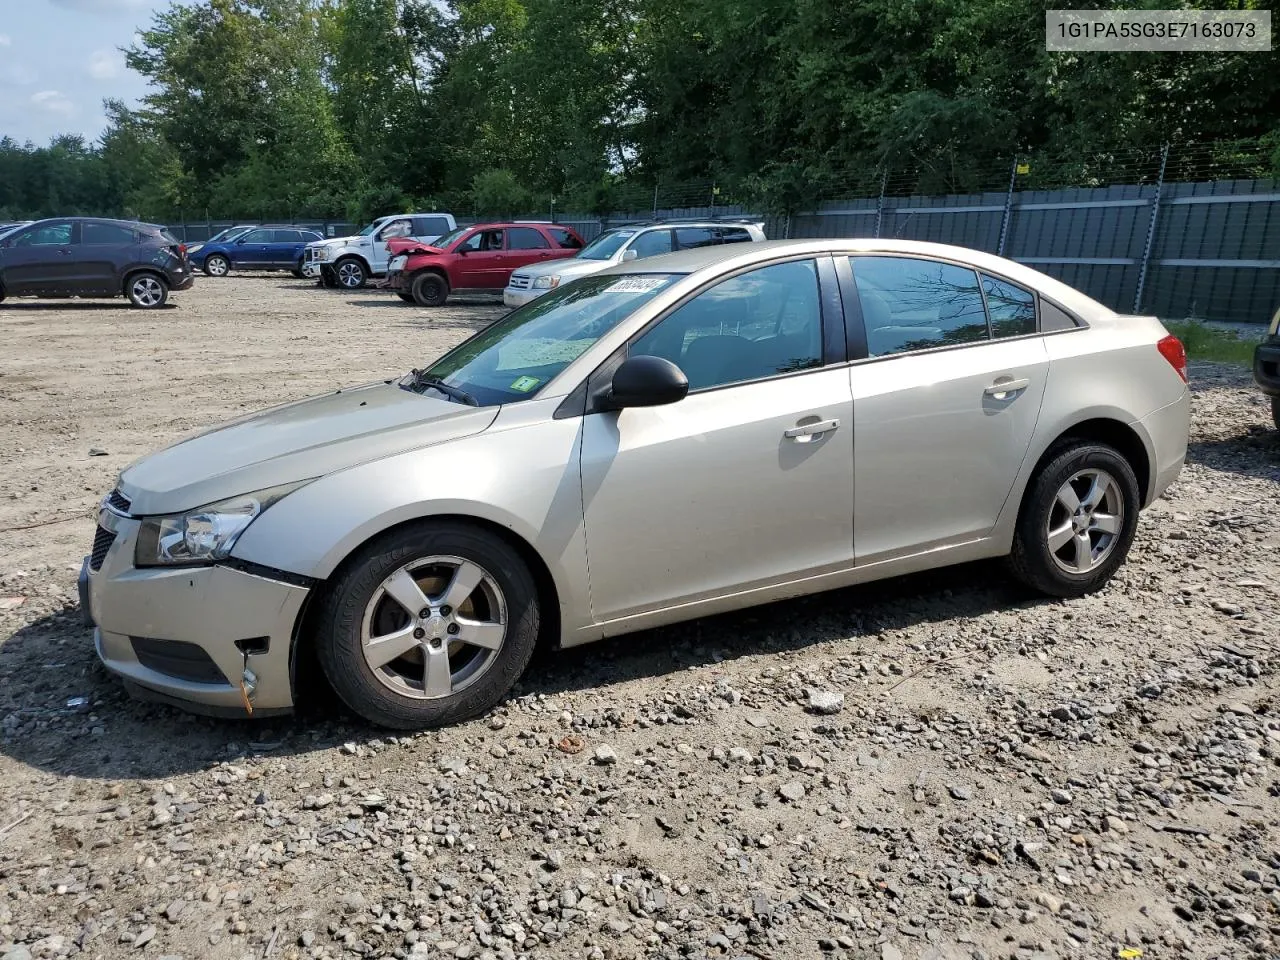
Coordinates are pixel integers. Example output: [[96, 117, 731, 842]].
[[303, 213, 456, 289]]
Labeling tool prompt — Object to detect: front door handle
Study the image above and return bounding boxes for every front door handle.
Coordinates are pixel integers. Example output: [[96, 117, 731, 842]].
[[984, 377, 1030, 399], [784, 418, 840, 441]]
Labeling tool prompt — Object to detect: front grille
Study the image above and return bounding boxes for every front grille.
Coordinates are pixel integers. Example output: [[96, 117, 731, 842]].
[[90, 525, 115, 571], [131, 636, 228, 685], [509, 274, 532, 290], [106, 489, 131, 514]]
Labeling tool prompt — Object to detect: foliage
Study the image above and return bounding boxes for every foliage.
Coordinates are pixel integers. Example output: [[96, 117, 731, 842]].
[[1, 0, 1279, 221], [1165, 320, 1259, 367]]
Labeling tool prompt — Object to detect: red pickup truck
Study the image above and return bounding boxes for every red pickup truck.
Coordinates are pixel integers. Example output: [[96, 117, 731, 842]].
[[385, 221, 584, 307]]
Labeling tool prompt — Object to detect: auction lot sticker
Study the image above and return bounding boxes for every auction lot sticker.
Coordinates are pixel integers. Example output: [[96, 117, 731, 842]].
[[1046, 9, 1270, 51]]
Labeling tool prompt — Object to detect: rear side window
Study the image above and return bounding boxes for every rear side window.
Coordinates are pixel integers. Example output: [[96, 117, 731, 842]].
[[273, 230, 301, 243], [415, 216, 453, 236], [675, 227, 716, 249], [1039, 299, 1081, 332], [850, 256, 990, 357], [981, 274, 1036, 338], [83, 222, 135, 245], [508, 227, 550, 250], [715, 227, 752, 244], [549, 228, 581, 249]]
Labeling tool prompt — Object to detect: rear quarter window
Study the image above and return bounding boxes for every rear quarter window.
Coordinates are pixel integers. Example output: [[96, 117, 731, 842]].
[[83, 222, 137, 245], [415, 216, 453, 236], [550, 228, 582, 249], [1039, 298, 1083, 332]]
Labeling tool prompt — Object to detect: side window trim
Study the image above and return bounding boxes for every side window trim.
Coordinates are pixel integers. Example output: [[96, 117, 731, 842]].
[[576, 254, 831, 415]]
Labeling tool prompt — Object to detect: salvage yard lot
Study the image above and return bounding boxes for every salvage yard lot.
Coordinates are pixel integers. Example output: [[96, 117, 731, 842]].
[[0, 276, 1278, 960]]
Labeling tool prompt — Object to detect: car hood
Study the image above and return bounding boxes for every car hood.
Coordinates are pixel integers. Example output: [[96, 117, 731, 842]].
[[118, 382, 498, 516], [510, 257, 606, 281], [310, 235, 363, 249]]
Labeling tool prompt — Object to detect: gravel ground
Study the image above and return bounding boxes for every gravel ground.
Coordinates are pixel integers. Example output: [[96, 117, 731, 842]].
[[0, 276, 1278, 960]]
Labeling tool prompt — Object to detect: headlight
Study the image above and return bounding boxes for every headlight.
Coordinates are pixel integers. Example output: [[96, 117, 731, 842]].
[[135, 481, 308, 567], [1269, 306, 1280, 336], [318, 247, 335, 261], [533, 275, 560, 289]]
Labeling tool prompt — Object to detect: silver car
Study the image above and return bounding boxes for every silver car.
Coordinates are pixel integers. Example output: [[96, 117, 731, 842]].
[[503, 218, 766, 308], [82, 239, 1190, 729]]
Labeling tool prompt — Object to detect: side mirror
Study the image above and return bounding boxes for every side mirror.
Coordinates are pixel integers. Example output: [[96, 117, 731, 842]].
[[621, 248, 639, 262], [607, 355, 688, 409]]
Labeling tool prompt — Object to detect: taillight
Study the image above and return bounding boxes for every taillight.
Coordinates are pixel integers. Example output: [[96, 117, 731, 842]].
[[1157, 334, 1187, 383]]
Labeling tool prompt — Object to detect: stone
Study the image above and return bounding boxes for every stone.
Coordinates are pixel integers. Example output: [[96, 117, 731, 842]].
[[805, 688, 845, 715]]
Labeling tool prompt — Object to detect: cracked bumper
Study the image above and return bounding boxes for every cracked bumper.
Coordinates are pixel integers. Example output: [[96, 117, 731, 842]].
[[85, 510, 310, 716]]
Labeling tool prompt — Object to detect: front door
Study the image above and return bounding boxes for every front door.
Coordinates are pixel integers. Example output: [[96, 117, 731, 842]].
[[846, 255, 1049, 563], [579, 257, 854, 625], [231, 228, 274, 268], [372, 219, 414, 273], [454, 228, 506, 287], [0, 221, 79, 294]]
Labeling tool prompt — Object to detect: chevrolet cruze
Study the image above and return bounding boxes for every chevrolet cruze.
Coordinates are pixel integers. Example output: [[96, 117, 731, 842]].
[[82, 239, 1190, 729]]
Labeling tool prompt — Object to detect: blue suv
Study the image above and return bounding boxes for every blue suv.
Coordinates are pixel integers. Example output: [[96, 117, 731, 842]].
[[197, 225, 324, 278]]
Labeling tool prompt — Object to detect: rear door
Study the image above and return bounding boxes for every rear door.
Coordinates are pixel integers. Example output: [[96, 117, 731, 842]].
[[231, 228, 274, 268], [412, 216, 454, 244], [674, 226, 717, 250], [503, 227, 559, 279], [846, 254, 1049, 563], [76, 221, 138, 294], [0, 221, 79, 294]]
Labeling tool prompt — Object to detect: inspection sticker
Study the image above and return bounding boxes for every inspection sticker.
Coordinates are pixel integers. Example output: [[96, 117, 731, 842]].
[[606, 276, 669, 293], [509, 376, 541, 393]]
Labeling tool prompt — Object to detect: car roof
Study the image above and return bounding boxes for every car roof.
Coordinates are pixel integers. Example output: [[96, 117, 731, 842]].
[[595, 238, 1110, 317]]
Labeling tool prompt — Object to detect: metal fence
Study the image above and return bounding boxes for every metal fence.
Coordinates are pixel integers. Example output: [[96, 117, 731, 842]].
[[167, 173, 1279, 324]]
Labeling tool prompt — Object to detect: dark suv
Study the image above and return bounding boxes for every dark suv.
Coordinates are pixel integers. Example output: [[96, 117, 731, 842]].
[[0, 218, 193, 309], [1253, 305, 1280, 429]]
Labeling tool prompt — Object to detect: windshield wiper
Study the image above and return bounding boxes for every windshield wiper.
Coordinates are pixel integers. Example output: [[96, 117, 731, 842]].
[[407, 369, 479, 406]]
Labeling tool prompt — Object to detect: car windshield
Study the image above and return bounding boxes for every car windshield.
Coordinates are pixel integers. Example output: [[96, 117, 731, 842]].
[[357, 221, 380, 236], [208, 226, 249, 244], [577, 230, 634, 261], [431, 227, 469, 249], [411, 273, 680, 406]]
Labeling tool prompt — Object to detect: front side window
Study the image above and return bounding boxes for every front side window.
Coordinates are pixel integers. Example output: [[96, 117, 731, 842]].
[[850, 256, 990, 357], [378, 220, 412, 241], [82, 222, 135, 245], [432, 227, 469, 249], [577, 230, 634, 260], [628, 229, 673, 259], [240, 229, 272, 244], [11, 222, 74, 246], [630, 259, 823, 391], [417, 273, 680, 406], [458, 229, 504, 253], [508, 227, 549, 250], [983, 275, 1036, 338]]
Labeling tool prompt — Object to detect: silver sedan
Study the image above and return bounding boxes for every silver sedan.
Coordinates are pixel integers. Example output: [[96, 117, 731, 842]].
[[82, 239, 1190, 729]]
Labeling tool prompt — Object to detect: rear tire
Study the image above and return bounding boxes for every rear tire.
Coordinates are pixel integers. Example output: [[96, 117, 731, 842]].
[[334, 257, 367, 289], [204, 255, 229, 278], [397, 292, 415, 303], [1008, 442, 1140, 598], [411, 271, 449, 307], [126, 272, 169, 309], [315, 521, 540, 730], [1271, 396, 1280, 431]]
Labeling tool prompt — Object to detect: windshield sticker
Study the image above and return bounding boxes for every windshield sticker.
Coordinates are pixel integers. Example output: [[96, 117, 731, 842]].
[[606, 276, 669, 293], [509, 376, 541, 393]]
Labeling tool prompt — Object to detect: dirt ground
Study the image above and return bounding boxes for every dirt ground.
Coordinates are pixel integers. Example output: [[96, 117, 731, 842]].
[[0, 276, 1277, 960]]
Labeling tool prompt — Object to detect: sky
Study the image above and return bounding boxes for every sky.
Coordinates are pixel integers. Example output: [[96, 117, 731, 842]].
[[0, 0, 170, 147]]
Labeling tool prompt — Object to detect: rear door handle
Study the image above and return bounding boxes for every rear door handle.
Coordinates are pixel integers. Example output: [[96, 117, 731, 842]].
[[984, 377, 1030, 398], [785, 418, 840, 440]]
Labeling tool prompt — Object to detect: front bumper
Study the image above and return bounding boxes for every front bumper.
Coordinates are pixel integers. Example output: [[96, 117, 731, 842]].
[[302, 261, 325, 279], [1253, 339, 1280, 396], [386, 270, 407, 292], [503, 287, 543, 308], [84, 508, 310, 717]]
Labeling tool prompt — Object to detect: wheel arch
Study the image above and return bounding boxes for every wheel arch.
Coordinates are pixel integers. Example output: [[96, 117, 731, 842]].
[[1021, 416, 1154, 516], [288, 512, 564, 705], [335, 252, 371, 273]]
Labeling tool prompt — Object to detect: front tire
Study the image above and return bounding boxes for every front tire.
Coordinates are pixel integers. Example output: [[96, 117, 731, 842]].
[[126, 272, 169, 309], [334, 257, 367, 289], [204, 255, 229, 278], [1008, 442, 1140, 598], [411, 271, 449, 307], [397, 292, 415, 303], [315, 522, 540, 730]]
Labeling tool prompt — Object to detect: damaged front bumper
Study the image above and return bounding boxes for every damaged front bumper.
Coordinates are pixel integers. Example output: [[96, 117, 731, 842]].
[[83, 506, 311, 718]]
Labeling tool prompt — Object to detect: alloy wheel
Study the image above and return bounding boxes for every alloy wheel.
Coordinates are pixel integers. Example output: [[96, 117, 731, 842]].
[[207, 257, 228, 277], [360, 556, 507, 700], [131, 276, 165, 307], [1045, 468, 1124, 574], [338, 262, 364, 288]]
